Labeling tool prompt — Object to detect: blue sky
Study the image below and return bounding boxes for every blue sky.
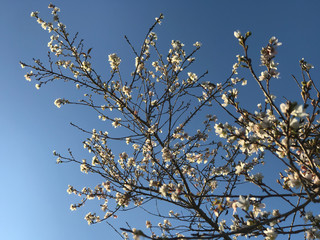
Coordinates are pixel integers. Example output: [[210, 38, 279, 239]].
[[1, 1, 320, 239]]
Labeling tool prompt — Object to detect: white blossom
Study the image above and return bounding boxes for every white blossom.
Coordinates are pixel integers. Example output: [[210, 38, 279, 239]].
[[24, 71, 33, 81], [236, 195, 250, 211], [54, 98, 67, 108], [159, 184, 168, 197], [193, 41, 202, 48], [108, 53, 121, 70], [263, 228, 277, 240], [112, 118, 121, 128], [234, 30, 241, 39], [187, 72, 198, 83], [30, 11, 39, 18], [291, 104, 308, 118], [259, 71, 269, 81]]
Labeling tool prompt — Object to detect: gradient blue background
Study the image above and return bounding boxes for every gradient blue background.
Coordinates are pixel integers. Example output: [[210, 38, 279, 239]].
[[1, 0, 320, 239]]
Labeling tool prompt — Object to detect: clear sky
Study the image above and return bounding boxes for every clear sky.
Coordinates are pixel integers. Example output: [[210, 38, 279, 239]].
[[1, 0, 320, 239]]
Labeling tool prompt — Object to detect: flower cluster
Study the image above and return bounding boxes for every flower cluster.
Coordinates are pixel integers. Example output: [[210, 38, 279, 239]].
[[108, 53, 121, 70], [259, 37, 282, 81], [54, 98, 68, 108]]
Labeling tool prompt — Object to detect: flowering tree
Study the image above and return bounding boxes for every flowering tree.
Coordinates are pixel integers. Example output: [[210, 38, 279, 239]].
[[21, 4, 320, 240]]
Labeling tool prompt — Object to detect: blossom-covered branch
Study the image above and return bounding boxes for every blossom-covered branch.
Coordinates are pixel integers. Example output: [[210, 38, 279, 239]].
[[22, 4, 320, 240]]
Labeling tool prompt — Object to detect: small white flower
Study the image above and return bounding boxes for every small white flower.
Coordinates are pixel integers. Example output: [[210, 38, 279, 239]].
[[70, 204, 77, 211], [221, 94, 229, 107], [287, 173, 301, 189], [187, 72, 198, 83], [24, 71, 33, 81], [193, 41, 202, 48], [81, 61, 91, 72], [30, 11, 39, 18], [236, 195, 250, 211], [112, 118, 121, 128], [171, 40, 184, 50], [54, 98, 68, 108], [264, 227, 277, 240], [259, 71, 269, 81], [235, 162, 246, 175], [280, 102, 289, 114], [232, 63, 239, 74], [108, 53, 121, 70], [234, 30, 241, 39], [241, 79, 247, 86], [159, 184, 168, 197], [80, 161, 89, 174], [122, 86, 132, 97], [291, 104, 308, 118]]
